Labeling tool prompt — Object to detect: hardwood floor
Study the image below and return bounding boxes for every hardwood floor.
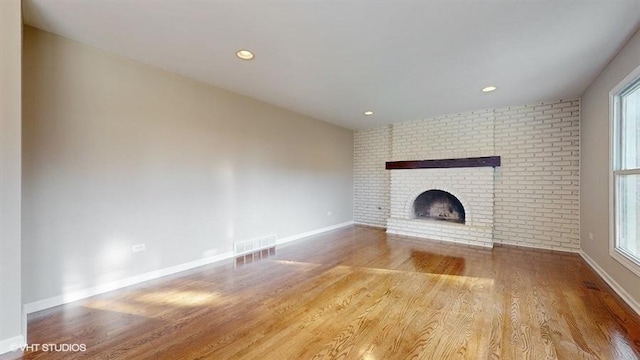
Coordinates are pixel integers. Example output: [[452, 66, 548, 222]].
[[4, 226, 640, 359]]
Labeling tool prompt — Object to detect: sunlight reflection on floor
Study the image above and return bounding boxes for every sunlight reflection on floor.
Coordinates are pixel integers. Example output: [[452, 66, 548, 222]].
[[83, 290, 227, 319], [272, 259, 494, 283]]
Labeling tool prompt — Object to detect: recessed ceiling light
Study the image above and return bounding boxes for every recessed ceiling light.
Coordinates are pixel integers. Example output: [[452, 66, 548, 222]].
[[482, 86, 497, 93], [236, 49, 254, 60], [363, 110, 374, 116]]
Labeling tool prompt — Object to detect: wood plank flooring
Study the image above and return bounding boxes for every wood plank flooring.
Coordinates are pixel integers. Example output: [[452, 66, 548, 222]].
[[4, 226, 640, 359]]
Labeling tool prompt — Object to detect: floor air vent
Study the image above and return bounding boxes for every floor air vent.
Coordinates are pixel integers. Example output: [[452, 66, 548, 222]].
[[234, 234, 277, 266]]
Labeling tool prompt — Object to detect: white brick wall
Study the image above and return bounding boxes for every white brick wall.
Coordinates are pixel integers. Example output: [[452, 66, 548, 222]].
[[353, 99, 580, 251], [353, 126, 391, 227], [494, 100, 580, 251], [391, 109, 494, 161]]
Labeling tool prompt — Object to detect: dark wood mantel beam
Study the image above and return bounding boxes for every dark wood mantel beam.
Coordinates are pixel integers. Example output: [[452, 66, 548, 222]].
[[386, 156, 501, 170]]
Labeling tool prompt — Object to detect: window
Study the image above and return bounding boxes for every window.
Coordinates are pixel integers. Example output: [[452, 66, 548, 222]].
[[611, 66, 640, 276]]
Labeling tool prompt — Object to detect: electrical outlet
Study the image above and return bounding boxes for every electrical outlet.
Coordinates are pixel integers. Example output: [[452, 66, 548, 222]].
[[327, 211, 332, 216], [132, 243, 146, 253], [588, 232, 594, 240]]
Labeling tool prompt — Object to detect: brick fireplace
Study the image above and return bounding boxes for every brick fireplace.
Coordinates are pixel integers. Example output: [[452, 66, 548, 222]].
[[354, 100, 580, 252], [385, 157, 499, 248]]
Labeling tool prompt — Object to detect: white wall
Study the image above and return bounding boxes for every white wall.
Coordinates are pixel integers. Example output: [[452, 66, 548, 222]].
[[354, 99, 580, 251], [581, 28, 640, 309], [22, 27, 354, 305], [0, 0, 24, 354]]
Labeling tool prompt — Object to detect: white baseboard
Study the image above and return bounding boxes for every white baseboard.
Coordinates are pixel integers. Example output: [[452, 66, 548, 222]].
[[277, 221, 354, 246], [24, 251, 234, 314], [24, 221, 355, 314], [579, 250, 640, 316], [0, 335, 25, 356]]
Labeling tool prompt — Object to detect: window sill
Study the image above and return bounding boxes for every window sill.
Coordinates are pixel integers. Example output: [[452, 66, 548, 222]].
[[610, 247, 640, 278]]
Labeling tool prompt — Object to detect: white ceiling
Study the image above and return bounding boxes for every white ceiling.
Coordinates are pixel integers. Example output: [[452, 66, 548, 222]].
[[22, 0, 640, 130]]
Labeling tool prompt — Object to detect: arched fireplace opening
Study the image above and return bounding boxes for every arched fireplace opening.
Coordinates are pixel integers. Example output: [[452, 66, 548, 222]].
[[413, 190, 465, 224]]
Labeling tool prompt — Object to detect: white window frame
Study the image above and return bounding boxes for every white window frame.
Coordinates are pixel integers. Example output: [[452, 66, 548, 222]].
[[609, 63, 640, 277]]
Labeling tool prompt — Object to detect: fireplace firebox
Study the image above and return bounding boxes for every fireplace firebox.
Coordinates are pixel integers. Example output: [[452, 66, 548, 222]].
[[413, 190, 465, 224]]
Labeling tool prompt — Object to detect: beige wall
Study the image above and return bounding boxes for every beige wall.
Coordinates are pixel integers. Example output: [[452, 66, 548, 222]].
[[0, 0, 24, 352], [581, 28, 640, 307], [22, 27, 353, 304]]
